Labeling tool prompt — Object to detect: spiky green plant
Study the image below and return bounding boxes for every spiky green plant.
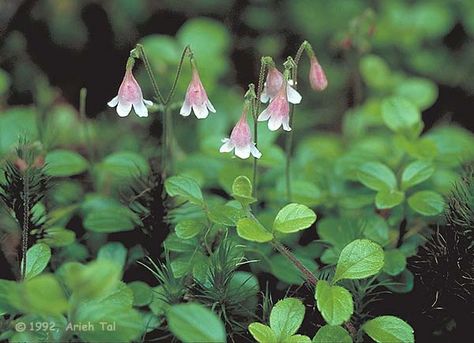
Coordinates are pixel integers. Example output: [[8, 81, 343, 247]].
[[0, 141, 49, 279], [190, 238, 259, 340]]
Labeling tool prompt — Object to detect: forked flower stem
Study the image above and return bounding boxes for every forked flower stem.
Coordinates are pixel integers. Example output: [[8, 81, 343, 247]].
[[285, 42, 308, 202], [136, 44, 165, 105], [252, 60, 268, 198], [135, 44, 192, 179]]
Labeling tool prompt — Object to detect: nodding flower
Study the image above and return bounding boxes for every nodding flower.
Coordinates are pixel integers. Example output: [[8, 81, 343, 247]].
[[258, 82, 291, 132], [309, 56, 328, 91], [180, 67, 216, 119], [260, 66, 301, 105], [108, 69, 152, 117], [220, 110, 261, 159]]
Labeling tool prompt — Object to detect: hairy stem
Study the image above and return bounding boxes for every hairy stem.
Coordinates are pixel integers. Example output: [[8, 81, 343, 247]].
[[136, 44, 192, 179], [165, 45, 192, 105], [136, 44, 165, 105], [285, 42, 307, 202], [252, 59, 267, 198], [271, 240, 318, 286]]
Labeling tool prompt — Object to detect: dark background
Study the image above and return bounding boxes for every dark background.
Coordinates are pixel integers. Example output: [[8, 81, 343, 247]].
[[1, 0, 473, 133]]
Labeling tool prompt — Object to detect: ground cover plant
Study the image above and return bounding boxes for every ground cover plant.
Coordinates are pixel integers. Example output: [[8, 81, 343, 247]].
[[0, 1, 473, 342]]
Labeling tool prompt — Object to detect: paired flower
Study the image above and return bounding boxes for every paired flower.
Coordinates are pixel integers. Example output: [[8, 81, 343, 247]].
[[108, 69, 152, 117], [260, 67, 302, 105], [180, 67, 216, 119], [258, 83, 291, 131], [220, 110, 261, 159], [257, 67, 303, 132], [309, 56, 328, 91]]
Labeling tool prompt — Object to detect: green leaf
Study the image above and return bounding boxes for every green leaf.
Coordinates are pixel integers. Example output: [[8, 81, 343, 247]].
[[401, 161, 435, 190], [140, 34, 180, 71], [164, 233, 198, 253], [128, 281, 152, 306], [0, 107, 37, 155], [207, 204, 244, 226], [313, 325, 352, 343], [378, 269, 414, 294], [237, 217, 273, 243], [84, 204, 137, 233], [58, 260, 121, 300], [381, 97, 421, 134], [362, 316, 414, 343], [101, 151, 148, 179], [317, 218, 360, 251], [248, 323, 277, 343], [0, 280, 21, 314], [23, 274, 68, 316], [38, 227, 76, 247], [75, 283, 143, 343], [359, 54, 392, 90], [167, 303, 226, 343], [395, 78, 438, 110], [287, 334, 312, 343], [269, 298, 305, 339], [315, 280, 353, 326], [270, 253, 318, 285], [375, 190, 404, 209], [98, 242, 127, 270], [383, 250, 407, 276], [407, 191, 444, 216], [175, 219, 204, 239], [177, 18, 230, 58], [362, 215, 390, 246], [45, 150, 88, 177], [357, 162, 397, 191], [22, 243, 51, 280], [333, 239, 384, 283], [231, 175, 256, 205], [10, 314, 67, 343], [273, 203, 317, 233], [165, 175, 204, 206], [149, 286, 168, 316]]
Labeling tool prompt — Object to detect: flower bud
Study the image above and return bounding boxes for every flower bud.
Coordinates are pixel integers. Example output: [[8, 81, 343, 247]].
[[309, 56, 328, 91]]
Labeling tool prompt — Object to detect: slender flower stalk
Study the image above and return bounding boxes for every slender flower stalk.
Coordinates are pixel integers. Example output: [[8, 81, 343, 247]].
[[252, 60, 269, 199], [285, 43, 308, 202], [128, 44, 196, 178]]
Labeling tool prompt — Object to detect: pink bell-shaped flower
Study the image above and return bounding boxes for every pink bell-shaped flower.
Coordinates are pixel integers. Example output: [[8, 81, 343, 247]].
[[220, 111, 261, 159], [108, 69, 152, 117], [258, 83, 291, 131], [260, 67, 302, 105], [180, 67, 216, 119], [309, 56, 328, 91]]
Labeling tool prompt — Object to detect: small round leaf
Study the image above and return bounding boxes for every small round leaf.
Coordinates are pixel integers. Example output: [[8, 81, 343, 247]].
[[315, 281, 353, 326], [362, 316, 414, 343], [333, 239, 384, 283], [407, 190, 444, 216], [273, 203, 317, 233]]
